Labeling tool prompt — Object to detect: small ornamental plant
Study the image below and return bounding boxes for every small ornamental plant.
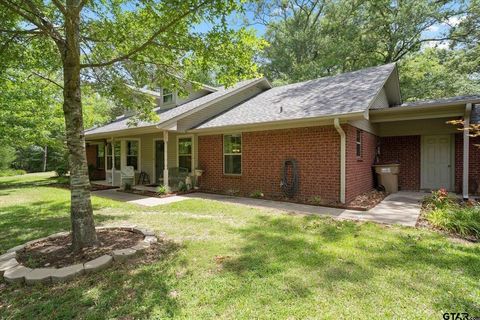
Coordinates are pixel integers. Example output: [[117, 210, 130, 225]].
[[428, 188, 452, 209], [156, 185, 168, 195], [250, 190, 264, 198]]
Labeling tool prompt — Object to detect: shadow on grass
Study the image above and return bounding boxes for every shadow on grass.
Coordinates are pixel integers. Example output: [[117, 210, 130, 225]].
[[223, 215, 372, 284], [223, 214, 480, 314], [0, 200, 129, 252], [0, 176, 68, 190], [1, 240, 183, 319]]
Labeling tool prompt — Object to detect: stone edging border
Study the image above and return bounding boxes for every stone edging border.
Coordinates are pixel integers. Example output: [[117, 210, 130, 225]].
[[0, 226, 158, 285]]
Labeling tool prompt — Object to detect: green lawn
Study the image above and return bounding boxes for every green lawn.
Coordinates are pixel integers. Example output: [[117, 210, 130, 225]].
[[1, 173, 479, 319]]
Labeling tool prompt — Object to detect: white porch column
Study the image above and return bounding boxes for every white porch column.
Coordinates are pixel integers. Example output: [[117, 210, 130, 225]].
[[163, 131, 169, 189], [463, 103, 472, 199], [111, 137, 115, 186]]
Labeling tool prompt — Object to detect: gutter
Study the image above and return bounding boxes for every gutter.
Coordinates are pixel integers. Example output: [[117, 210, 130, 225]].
[[463, 103, 472, 200], [189, 111, 365, 134], [334, 118, 346, 204]]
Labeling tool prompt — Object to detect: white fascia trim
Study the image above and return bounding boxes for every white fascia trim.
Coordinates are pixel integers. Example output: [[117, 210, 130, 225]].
[[189, 112, 364, 134], [156, 78, 270, 130]]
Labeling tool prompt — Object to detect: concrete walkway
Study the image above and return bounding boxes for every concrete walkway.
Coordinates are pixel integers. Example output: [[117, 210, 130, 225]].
[[93, 189, 424, 226], [93, 189, 190, 207], [338, 192, 425, 227], [183, 192, 424, 227]]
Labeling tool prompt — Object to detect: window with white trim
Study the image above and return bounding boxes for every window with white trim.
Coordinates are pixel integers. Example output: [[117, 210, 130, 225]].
[[178, 137, 192, 172], [163, 89, 174, 104], [356, 129, 362, 158], [96, 143, 105, 170], [126, 140, 139, 170], [224, 134, 242, 175]]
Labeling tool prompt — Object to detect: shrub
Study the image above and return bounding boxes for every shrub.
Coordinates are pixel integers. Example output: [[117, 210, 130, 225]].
[[426, 205, 480, 239], [308, 196, 323, 205], [178, 181, 188, 192], [55, 163, 68, 177], [156, 185, 168, 195], [424, 188, 454, 210], [0, 146, 16, 170], [249, 190, 264, 198]]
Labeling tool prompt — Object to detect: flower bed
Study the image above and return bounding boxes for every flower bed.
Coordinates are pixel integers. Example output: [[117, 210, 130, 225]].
[[0, 226, 159, 285], [420, 188, 480, 241]]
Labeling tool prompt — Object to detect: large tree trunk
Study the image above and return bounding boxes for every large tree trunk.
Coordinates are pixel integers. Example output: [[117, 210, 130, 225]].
[[61, 1, 98, 250]]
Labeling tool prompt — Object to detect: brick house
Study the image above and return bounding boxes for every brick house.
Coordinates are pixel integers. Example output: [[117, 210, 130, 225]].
[[85, 63, 480, 204]]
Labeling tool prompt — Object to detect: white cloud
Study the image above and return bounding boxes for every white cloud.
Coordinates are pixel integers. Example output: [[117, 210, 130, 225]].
[[446, 15, 465, 27]]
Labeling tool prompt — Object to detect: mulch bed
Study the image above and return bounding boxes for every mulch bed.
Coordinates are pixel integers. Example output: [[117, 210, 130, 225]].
[[17, 229, 143, 268], [90, 184, 119, 191], [347, 190, 388, 210]]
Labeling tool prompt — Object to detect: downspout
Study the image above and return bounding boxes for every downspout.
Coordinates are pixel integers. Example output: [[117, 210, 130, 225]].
[[334, 118, 346, 204], [463, 103, 472, 200]]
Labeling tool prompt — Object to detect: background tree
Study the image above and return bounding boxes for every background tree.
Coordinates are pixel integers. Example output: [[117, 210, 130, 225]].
[[249, 0, 480, 101], [0, 0, 265, 249]]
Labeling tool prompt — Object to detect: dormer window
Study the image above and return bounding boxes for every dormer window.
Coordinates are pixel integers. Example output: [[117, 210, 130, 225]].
[[162, 89, 174, 104]]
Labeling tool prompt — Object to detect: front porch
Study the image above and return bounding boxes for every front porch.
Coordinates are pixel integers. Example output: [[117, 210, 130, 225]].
[[86, 130, 200, 191]]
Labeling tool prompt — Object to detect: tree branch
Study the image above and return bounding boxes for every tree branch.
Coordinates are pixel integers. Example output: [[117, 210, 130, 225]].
[[0, 27, 43, 34], [21, 0, 65, 43], [51, 0, 67, 16], [31, 71, 64, 89], [0, 0, 44, 30], [80, 1, 208, 69]]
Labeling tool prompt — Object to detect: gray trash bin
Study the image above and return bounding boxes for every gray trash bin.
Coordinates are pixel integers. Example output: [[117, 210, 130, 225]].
[[373, 164, 400, 193]]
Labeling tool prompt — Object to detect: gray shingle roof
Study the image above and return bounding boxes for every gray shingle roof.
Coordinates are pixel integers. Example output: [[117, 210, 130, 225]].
[[194, 63, 396, 130], [397, 95, 480, 108], [85, 78, 262, 136]]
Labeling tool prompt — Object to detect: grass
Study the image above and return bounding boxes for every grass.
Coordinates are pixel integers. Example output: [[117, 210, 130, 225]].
[[0, 173, 479, 319], [0, 169, 26, 177]]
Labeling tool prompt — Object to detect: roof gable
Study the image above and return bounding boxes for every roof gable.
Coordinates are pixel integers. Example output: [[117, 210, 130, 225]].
[[85, 78, 269, 137]]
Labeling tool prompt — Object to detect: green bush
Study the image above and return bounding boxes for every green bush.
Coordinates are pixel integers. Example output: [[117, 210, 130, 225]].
[[0, 146, 16, 170], [55, 164, 68, 177], [426, 205, 480, 239], [249, 190, 264, 198], [156, 185, 168, 195]]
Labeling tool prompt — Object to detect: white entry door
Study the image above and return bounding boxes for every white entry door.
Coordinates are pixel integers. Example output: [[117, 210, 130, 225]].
[[421, 135, 452, 190]]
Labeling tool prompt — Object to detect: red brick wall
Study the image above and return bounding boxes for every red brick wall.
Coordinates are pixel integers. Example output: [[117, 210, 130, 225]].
[[455, 134, 480, 194], [86, 144, 105, 180], [345, 126, 377, 202], [378, 136, 421, 191], [86, 145, 98, 168], [198, 126, 342, 203]]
